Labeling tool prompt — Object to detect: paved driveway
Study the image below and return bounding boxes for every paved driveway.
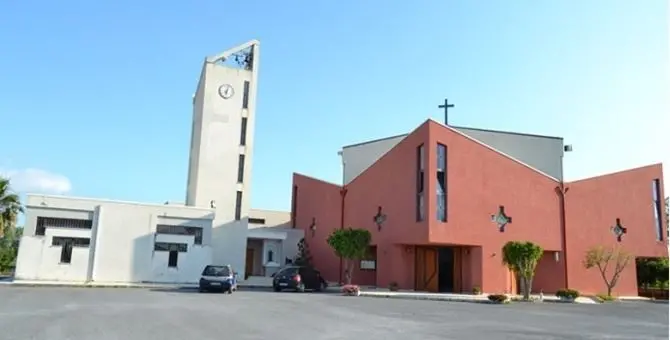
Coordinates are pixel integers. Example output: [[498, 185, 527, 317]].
[[0, 287, 667, 340]]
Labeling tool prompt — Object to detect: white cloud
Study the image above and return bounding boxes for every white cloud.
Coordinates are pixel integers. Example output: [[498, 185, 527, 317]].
[[1, 168, 72, 194]]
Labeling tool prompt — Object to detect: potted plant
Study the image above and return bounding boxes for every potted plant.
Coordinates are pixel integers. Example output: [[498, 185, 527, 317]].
[[341, 284, 360, 296], [555, 289, 580, 302], [388, 281, 399, 292], [472, 286, 482, 295]]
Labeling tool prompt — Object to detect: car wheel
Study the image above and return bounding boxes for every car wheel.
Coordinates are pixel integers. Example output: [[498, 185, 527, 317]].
[[296, 283, 305, 293], [227, 287, 234, 294], [273, 285, 281, 292]]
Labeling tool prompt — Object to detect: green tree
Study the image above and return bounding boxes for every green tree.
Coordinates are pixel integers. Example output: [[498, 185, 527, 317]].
[[501, 241, 544, 300], [326, 228, 371, 285], [584, 245, 633, 297], [0, 177, 23, 239], [293, 238, 313, 267], [636, 257, 669, 289]]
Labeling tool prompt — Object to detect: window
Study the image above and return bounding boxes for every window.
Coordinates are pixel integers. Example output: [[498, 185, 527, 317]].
[[154, 242, 188, 252], [416, 144, 425, 221], [60, 243, 73, 264], [52, 237, 90, 247], [237, 154, 245, 183], [235, 191, 243, 220], [267, 250, 274, 263], [248, 218, 265, 225], [291, 185, 298, 228], [156, 225, 203, 245], [652, 179, 663, 241], [242, 81, 250, 109], [168, 251, 178, 268], [436, 143, 447, 222], [51, 237, 90, 264], [36, 217, 93, 236], [240, 117, 248, 146]]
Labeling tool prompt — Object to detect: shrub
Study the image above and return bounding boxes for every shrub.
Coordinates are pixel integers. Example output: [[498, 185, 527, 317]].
[[388, 281, 399, 292], [555, 289, 580, 300], [472, 286, 482, 295], [341, 284, 360, 296], [595, 294, 616, 302], [487, 294, 508, 303]]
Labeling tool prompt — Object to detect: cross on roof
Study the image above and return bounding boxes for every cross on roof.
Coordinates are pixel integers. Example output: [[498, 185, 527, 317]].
[[438, 98, 455, 125]]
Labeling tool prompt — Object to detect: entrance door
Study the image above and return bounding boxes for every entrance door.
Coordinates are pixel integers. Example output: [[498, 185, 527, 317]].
[[415, 247, 439, 292], [245, 248, 254, 279]]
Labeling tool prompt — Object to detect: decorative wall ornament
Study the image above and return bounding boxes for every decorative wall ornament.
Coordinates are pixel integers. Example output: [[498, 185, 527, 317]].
[[611, 218, 627, 242], [491, 206, 513, 232], [373, 206, 387, 231], [309, 217, 317, 237]]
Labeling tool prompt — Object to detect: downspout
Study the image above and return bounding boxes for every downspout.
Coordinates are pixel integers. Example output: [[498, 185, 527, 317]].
[[338, 158, 347, 285], [558, 152, 569, 290]]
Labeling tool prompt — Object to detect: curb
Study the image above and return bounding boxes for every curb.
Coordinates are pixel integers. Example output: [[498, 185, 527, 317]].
[[359, 292, 493, 304]]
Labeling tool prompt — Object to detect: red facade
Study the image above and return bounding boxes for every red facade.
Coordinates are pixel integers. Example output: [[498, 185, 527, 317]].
[[292, 120, 667, 296]]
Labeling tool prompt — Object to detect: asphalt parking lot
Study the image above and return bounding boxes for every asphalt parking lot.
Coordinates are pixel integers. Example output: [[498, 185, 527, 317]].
[[0, 287, 667, 340]]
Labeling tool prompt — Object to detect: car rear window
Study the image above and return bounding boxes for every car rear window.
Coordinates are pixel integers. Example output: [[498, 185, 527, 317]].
[[202, 265, 230, 276], [278, 267, 299, 275]]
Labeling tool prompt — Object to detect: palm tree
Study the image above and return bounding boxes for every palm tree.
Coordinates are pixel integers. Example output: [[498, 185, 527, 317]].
[[0, 177, 23, 238]]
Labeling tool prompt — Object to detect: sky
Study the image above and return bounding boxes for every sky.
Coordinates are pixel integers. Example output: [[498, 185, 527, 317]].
[[0, 1, 668, 214]]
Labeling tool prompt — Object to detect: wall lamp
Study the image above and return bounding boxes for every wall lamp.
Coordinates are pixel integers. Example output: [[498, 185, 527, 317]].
[[554, 251, 560, 263], [309, 217, 317, 237]]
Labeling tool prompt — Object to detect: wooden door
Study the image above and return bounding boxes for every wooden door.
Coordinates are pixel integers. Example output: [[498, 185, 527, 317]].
[[508, 269, 519, 295], [245, 248, 254, 279], [415, 247, 439, 292]]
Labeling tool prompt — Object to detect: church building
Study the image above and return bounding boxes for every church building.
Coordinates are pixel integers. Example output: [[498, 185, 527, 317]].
[[291, 118, 667, 296], [15, 40, 303, 284]]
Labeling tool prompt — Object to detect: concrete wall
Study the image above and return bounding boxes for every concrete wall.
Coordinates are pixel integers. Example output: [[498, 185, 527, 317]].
[[15, 195, 215, 284], [340, 123, 565, 184], [184, 45, 260, 279]]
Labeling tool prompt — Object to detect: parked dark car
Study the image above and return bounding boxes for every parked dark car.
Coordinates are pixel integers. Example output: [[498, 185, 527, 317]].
[[199, 264, 238, 293], [272, 265, 328, 292]]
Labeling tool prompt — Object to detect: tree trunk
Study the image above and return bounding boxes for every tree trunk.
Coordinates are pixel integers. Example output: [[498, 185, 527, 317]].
[[522, 277, 530, 301], [607, 285, 612, 297], [527, 277, 534, 300], [344, 260, 353, 285]]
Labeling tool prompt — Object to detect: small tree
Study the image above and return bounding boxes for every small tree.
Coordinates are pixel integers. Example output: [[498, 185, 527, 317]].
[[293, 238, 313, 267], [501, 241, 543, 300], [326, 228, 371, 285], [584, 245, 633, 297]]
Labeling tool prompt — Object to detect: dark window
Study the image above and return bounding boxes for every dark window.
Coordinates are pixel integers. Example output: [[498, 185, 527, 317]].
[[237, 154, 246, 183], [437, 143, 447, 222], [168, 251, 178, 268], [52, 237, 90, 247], [242, 81, 250, 109], [60, 243, 73, 264], [154, 242, 187, 252], [277, 267, 299, 276], [202, 265, 231, 277], [235, 191, 243, 220], [267, 250, 274, 262], [248, 218, 265, 225], [240, 117, 248, 146], [36, 217, 93, 236], [291, 185, 298, 228], [156, 225, 203, 245], [652, 179, 663, 241], [416, 144, 425, 221]]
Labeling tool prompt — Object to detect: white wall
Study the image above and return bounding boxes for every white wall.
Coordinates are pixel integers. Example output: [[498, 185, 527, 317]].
[[15, 195, 215, 284]]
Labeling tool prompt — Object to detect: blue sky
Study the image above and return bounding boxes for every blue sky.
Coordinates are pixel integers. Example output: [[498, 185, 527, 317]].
[[1, 1, 668, 213]]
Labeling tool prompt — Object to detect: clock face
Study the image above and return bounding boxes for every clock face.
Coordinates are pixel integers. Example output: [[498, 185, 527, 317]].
[[218, 84, 234, 99]]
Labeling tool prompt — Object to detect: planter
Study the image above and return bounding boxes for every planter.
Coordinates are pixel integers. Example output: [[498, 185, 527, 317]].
[[558, 297, 575, 303]]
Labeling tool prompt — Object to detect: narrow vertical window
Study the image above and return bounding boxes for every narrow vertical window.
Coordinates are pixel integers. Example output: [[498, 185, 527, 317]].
[[291, 185, 298, 228], [168, 251, 178, 268], [652, 179, 663, 241], [240, 117, 248, 146], [436, 143, 447, 222], [235, 191, 243, 220], [237, 154, 246, 183], [242, 81, 250, 109], [60, 241, 73, 264], [416, 144, 425, 221]]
